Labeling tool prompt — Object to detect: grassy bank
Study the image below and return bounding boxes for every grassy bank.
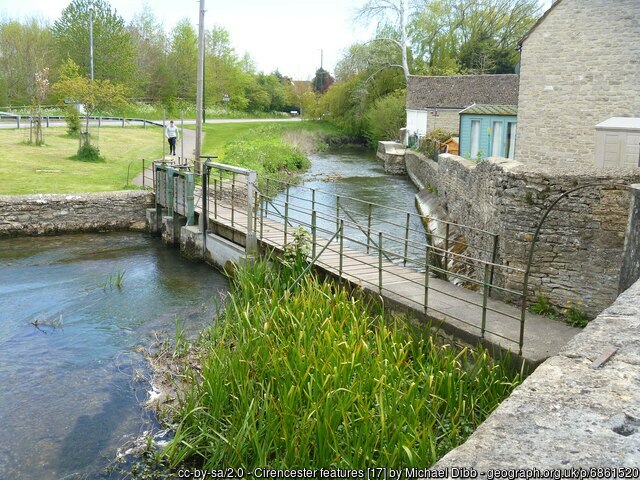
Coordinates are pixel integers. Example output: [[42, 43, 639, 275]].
[[200, 121, 345, 180], [0, 127, 162, 194], [163, 256, 522, 469]]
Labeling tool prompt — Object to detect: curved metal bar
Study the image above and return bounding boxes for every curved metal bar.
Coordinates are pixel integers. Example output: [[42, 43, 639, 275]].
[[519, 183, 607, 350]]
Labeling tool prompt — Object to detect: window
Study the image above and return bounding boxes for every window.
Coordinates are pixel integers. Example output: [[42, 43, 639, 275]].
[[491, 121, 503, 157], [506, 122, 517, 159], [470, 120, 480, 158]]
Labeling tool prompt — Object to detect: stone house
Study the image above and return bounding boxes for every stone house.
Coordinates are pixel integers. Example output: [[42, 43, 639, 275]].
[[405, 74, 519, 143], [514, 0, 640, 167]]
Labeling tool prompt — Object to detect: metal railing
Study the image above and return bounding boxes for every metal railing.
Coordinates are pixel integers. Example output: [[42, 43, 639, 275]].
[[193, 165, 528, 354]]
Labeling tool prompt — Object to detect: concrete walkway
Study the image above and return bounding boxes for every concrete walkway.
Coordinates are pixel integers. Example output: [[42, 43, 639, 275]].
[[200, 194, 579, 368]]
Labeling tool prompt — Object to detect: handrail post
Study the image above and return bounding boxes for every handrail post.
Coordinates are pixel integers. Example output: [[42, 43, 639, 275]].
[[489, 234, 499, 295], [231, 180, 235, 227], [312, 210, 317, 258], [367, 203, 372, 254], [339, 220, 344, 276], [246, 170, 258, 254], [403, 212, 410, 267], [260, 192, 265, 240], [142, 158, 146, 188], [201, 164, 209, 234], [336, 196, 340, 232], [265, 178, 270, 218], [311, 189, 316, 213], [424, 245, 430, 314], [481, 263, 490, 340], [378, 232, 383, 295], [284, 202, 289, 244], [213, 178, 218, 218], [444, 223, 450, 278]]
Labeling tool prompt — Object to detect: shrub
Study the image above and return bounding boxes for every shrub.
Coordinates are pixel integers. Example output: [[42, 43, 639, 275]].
[[65, 105, 81, 136], [363, 90, 406, 148], [73, 142, 104, 162]]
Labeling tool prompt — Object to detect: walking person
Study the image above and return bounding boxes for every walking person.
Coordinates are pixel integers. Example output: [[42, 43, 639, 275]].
[[165, 120, 179, 156]]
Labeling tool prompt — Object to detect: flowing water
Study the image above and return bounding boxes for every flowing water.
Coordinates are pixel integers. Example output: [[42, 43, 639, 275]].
[[0, 147, 422, 479], [0, 233, 228, 479], [270, 147, 426, 263]]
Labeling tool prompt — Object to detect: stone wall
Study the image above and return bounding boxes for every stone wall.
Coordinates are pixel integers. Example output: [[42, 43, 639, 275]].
[[619, 185, 640, 293], [434, 275, 640, 469], [0, 191, 154, 237], [406, 150, 640, 314], [516, 0, 640, 167]]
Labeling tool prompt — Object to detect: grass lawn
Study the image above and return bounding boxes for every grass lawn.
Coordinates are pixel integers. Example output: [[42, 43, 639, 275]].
[[0, 126, 163, 195]]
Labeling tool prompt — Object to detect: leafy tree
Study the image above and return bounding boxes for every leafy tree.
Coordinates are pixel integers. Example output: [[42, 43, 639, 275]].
[[52, 59, 129, 149], [128, 8, 169, 98], [312, 68, 334, 94], [168, 19, 198, 101], [0, 18, 56, 104], [363, 90, 406, 147], [355, 0, 412, 81], [51, 0, 135, 84]]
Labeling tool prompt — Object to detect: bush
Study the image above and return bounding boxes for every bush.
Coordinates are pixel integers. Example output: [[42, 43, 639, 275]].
[[65, 105, 81, 136], [363, 90, 406, 148], [417, 129, 456, 157], [73, 142, 104, 162]]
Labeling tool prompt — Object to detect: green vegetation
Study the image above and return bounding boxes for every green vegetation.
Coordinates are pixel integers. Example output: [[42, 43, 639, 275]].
[[562, 301, 591, 328], [163, 256, 522, 469], [529, 292, 559, 318], [0, 127, 162, 194]]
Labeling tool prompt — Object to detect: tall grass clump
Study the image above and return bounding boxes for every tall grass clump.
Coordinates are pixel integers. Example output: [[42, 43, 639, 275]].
[[165, 258, 521, 469], [222, 125, 311, 178]]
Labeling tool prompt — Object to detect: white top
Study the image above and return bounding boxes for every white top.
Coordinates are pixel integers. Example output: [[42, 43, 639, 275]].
[[595, 117, 640, 131], [165, 124, 179, 138]]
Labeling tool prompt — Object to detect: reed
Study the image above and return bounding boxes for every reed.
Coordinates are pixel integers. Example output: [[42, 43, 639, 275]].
[[164, 259, 521, 469]]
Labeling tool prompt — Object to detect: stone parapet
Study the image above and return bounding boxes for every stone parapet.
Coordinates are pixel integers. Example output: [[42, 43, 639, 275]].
[[0, 191, 154, 237], [376, 141, 407, 175], [434, 276, 640, 470], [405, 150, 640, 314]]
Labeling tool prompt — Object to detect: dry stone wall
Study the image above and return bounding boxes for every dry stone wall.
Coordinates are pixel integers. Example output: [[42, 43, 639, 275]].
[[406, 150, 640, 314], [0, 191, 154, 237]]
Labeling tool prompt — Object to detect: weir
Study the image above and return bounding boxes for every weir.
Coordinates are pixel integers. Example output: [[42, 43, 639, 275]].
[[145, 160, 579, 368]]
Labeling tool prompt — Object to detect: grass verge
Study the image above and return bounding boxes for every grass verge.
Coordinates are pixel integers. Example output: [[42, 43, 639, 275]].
[[162, 256, 522, 469], [0, 127, 163, 194]]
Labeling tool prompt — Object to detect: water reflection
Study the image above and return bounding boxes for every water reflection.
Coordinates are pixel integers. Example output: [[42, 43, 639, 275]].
[[0, 232, 228, 479]]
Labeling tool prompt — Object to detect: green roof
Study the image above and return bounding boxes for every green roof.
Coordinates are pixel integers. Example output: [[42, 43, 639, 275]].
[[460, 104, 518, 116]]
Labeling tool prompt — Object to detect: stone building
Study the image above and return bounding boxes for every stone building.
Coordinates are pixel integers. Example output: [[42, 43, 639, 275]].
[[515, 0, 640, 167], [405, 74, 519, 142]]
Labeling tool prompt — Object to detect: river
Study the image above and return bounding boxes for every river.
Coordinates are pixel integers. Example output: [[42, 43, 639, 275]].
[[0, 147, 422, 479], [0, 233, 228, 479]]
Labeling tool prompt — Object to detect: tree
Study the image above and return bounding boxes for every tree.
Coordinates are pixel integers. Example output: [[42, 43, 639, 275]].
[[168, 19, 198, 101], [312, 68, 334, 94], [355, 0, 411, 82], [0, 18, 56, 104], [51, 0, 135, 85], [52, 59, 129, 150], [30, 68, 50, 145], [128, 8, 169, 98]]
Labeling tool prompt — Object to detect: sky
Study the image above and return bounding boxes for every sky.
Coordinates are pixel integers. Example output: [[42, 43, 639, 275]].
[[0, 0, 553, 81]]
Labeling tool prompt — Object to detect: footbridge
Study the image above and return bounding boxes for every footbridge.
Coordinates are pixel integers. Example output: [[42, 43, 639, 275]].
[[144, 161, 578, 367]]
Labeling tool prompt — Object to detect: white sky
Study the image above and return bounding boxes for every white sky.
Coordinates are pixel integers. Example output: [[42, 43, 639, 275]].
[[0, 0, 553, 81]]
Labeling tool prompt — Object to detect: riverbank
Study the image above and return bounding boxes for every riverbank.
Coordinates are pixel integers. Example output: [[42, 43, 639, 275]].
[[144, 255, 522, 471]]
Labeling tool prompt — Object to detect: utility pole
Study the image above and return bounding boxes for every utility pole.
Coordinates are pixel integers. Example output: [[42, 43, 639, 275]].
[[195, 0, 205, 169], [89, 0, 94, 81]]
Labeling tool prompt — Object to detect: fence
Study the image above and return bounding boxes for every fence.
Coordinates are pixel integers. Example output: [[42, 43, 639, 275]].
[[191, 163, 529, 354]]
